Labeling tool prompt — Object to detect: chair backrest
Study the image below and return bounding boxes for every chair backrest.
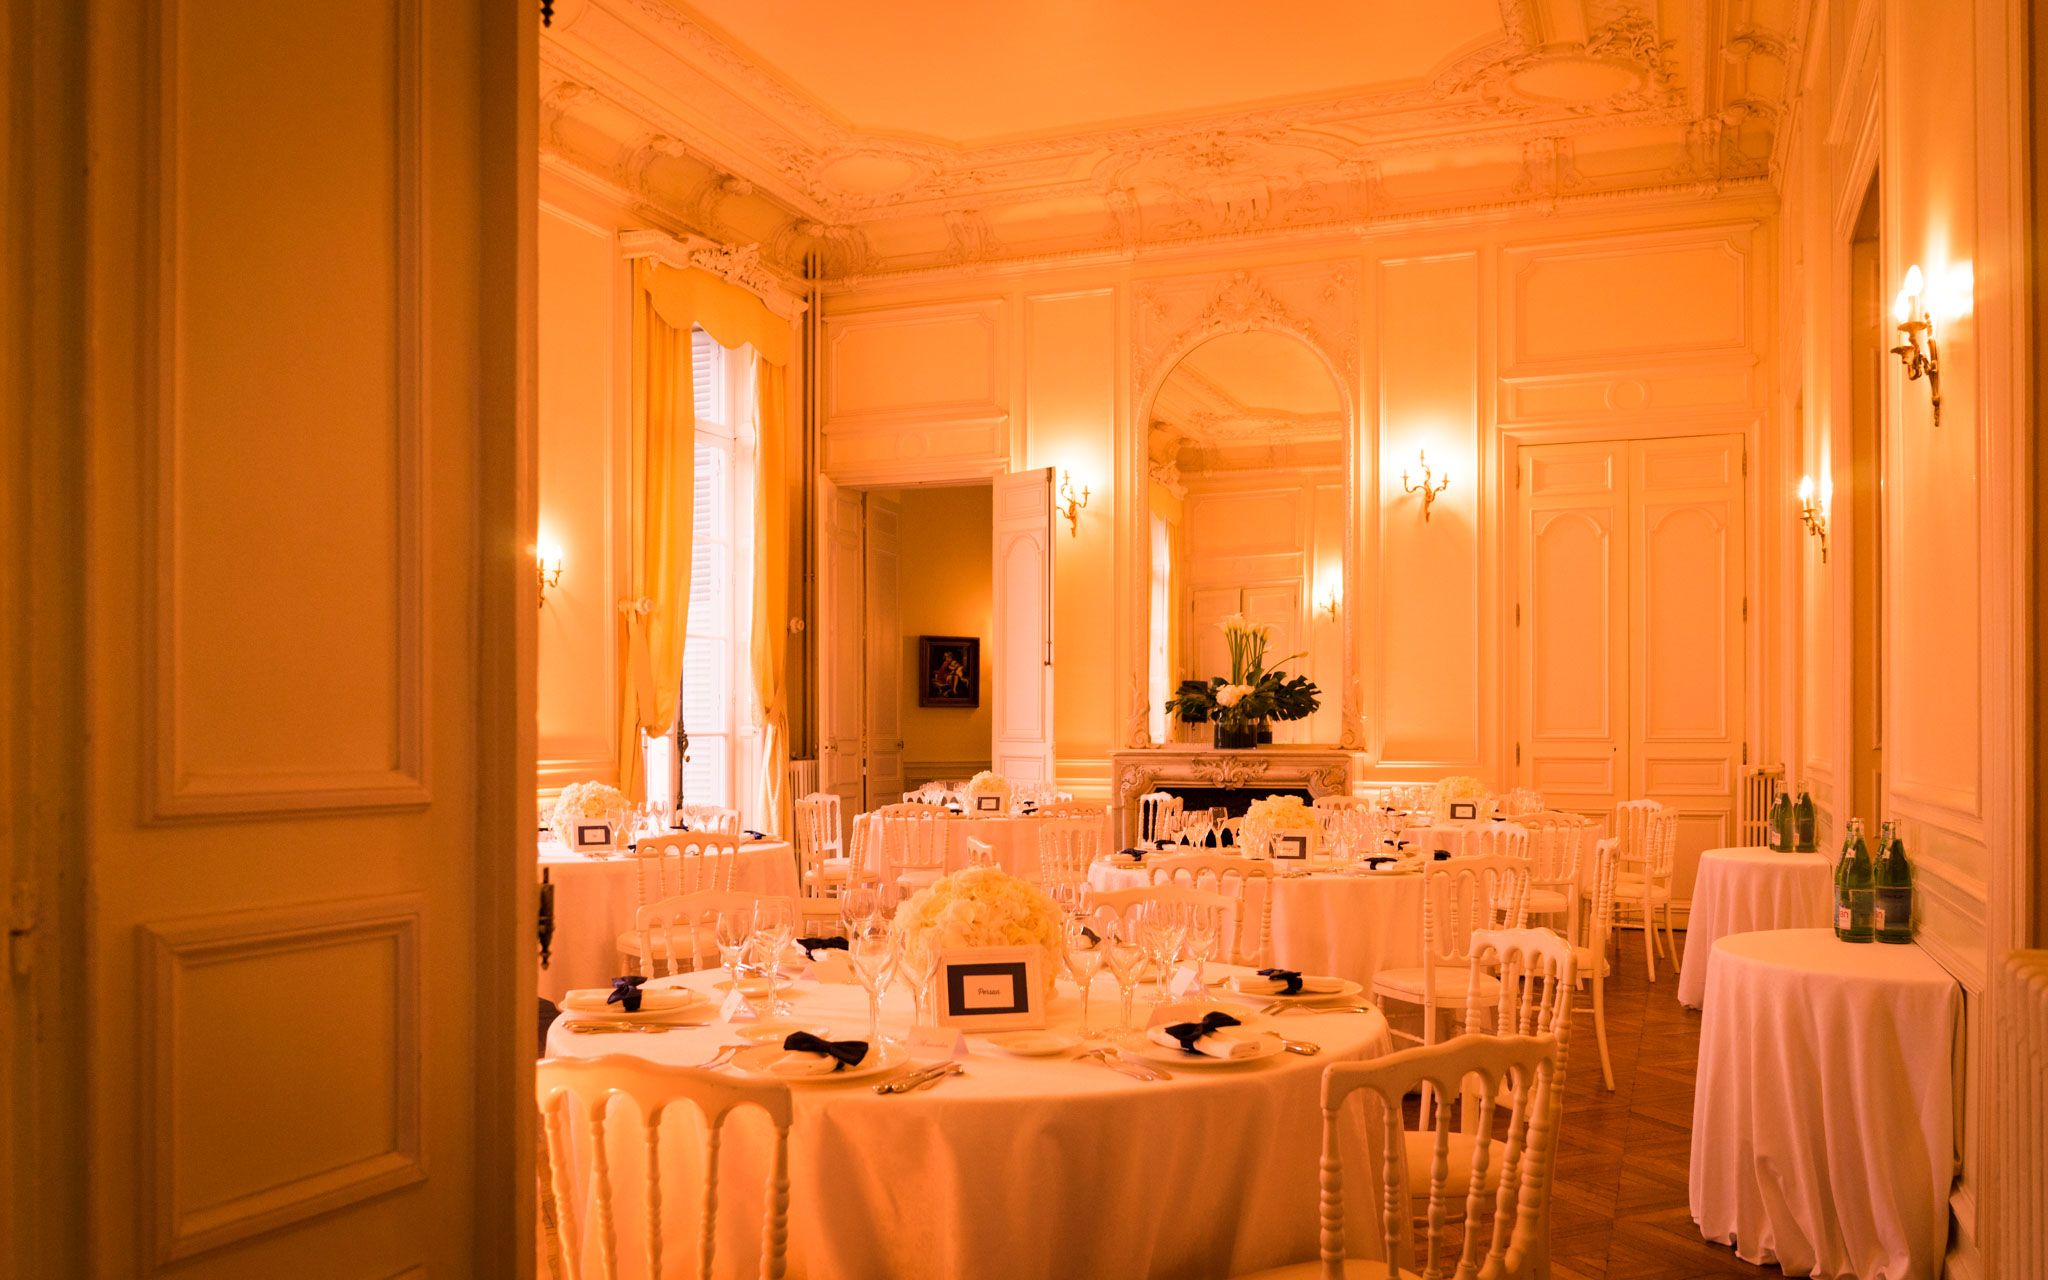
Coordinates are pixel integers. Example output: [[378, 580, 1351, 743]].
[[634, 889, 787, 975], [871, 804, 950, 877], [1036, 816, 1104, 886], [632, 832, 740, 907], [676, 804, 740, 835], [1420, 855, 1530, 974], [1613, 798, 1664, 863], [1146, 853, 1275, 966], [1511, 812, 1588, 888], [1138, 792, 1183, 843], [1466, 927, 1576, 1072], [1038, 799, 1106, 822], [1580, 837, 1621, 954], [1312, 794, 1374, 811], [1470, 822, 1531, 861], [1085, 881, 1235, 939], [1315, 1033, 1561, 1279], [537, 1054, 793, 1280], [791, 793, 843, 895]]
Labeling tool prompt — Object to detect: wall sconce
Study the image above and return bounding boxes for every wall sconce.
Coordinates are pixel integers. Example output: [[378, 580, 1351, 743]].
[[535, 540, 565, 608], [1891, 264, 1943, 427], [1401, 449, 1450, 521], [1317, 587, 1341, 622], [1057, 470, 1090, 537], [1796, 475, 1829, 563]]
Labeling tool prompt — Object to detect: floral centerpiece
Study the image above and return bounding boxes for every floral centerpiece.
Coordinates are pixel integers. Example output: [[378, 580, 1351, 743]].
[[893, 866, 1065, 996], [549, 781, 633, 852], [1242, 794, 1321, 859], [963, 769, 1014, 814], [1432, 775, 1491, 819], [1164, 614, 1322, 749]]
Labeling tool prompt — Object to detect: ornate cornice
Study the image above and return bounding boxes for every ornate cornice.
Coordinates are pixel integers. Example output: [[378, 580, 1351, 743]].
[[617, 229, 809, 319]]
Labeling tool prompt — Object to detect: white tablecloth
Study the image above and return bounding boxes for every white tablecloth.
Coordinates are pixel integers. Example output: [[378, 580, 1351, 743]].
[[1089, 860, 1424, 992], [538, 839, 798, 1003], [1676, 847, 1832, 1008], [1690, 929, 1960, 1279], [545, 967, 1393, 1278]]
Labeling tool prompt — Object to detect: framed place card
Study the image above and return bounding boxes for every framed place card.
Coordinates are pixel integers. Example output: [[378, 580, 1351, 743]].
[[974, 794, 1004, 813], [936, 946, 1046, 1030], [571, 821, 615, 852], [1271, 833, 1309, 860], [1448, 801, 1479, 821]]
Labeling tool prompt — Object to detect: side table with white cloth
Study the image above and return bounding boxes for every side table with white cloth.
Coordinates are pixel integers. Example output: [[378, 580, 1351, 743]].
[[544, 966, 1395, 1279], [1676, 846, 1832, 1008], [1690, 928, 1961, 1279], [537, 838, 797, 1003]]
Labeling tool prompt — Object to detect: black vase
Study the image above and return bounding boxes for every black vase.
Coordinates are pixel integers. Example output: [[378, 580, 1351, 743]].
[[1256, 719, 1274, 745], [1214, 720, 1259, 750]]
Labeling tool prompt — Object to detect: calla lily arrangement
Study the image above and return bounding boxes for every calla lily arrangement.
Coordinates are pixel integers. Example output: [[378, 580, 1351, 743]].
[[1166, 614, 1322, 728]]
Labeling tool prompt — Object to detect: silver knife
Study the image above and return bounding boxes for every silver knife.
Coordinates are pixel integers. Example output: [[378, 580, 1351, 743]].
[[873, 1060, 957, 1094]]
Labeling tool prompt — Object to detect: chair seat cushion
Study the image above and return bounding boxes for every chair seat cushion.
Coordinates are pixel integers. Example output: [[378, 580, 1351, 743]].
[[1402, 1129, 1506, 1197], [1614, 875, 1672, 903], [804, 857, 852, 882], [1525, 887, 1570, 914], [896, 869, 943, 893], [1571, 944, 1613, 980], [1370, 966, 1503, 1003]]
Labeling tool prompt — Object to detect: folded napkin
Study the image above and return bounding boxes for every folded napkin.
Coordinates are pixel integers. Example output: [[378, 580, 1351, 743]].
[[560, 980, 698, 1016], [797, 936, 848, 959], [778, 1031, 870, 1073], [744, 828, 768, 840], [1117, 847, 1149, 862], [1150, 1011, 1260, 1059], [1231, 969, 1344, 997]]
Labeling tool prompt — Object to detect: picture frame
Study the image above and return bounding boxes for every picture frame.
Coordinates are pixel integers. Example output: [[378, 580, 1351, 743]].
[[935, 945, 1046, 1030], [1270, 833, 1309, 860], [918, 635, 980, 708], [571, 821, 615, 852], [973, 794, 1003, 813], [1448, 801, 1479, 821]]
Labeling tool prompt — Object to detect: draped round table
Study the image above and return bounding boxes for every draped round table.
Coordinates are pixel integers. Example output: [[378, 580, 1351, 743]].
[[1675, 846, 1832, 1008], [1089, 859, 1425, 993], [537, 839, 798, 1003], [545, 967, 1394, 1279], [1689, 929, 1961, 1279]]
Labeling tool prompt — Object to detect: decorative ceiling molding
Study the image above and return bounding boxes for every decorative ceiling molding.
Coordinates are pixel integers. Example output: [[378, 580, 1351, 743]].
[[541, 0, 1803, 280], [617, 228, 810, 318]]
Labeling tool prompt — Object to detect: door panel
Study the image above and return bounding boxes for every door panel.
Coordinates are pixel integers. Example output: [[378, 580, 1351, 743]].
[[991, 469, 1055, 782], [816, 480, 865, 841], [863, 494, 904, 805]]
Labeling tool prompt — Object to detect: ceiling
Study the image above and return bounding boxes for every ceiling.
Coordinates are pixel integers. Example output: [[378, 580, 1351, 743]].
[[540, 0, 1807, 279]]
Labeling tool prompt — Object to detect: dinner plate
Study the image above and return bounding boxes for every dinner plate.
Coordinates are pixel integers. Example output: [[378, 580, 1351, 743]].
[[734, 1020, 832, 1043], [730, 1040, 906, 1082], [1227, 977, 1364, 1006], [983, 1030, 1081, 1057], [558, 988, 708, 1022], [1122, 1029, 1284, 1068]]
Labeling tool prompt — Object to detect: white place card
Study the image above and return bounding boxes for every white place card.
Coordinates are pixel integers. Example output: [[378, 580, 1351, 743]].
[[906, 1026, 968, 1060], [935, 945, 1046, 1030]]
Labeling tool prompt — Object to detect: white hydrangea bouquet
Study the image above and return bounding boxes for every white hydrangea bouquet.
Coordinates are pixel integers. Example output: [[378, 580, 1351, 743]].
[[963, 769, 1014, 814], [1242, 794, 1320, 859], [549, 781, 632, 852], [893, 866, 1064, 995], [1432, 775, 1492, 819]]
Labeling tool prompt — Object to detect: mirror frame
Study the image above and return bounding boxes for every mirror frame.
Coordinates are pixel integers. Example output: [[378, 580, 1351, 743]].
[[1123, 269, 1364, 752]]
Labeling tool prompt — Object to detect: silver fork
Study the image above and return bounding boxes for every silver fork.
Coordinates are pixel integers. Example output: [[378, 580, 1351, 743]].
[[1081, 1047, 1167, 1082], [563, 1020, 710, 1034], [687, 1044, 749, 1069]]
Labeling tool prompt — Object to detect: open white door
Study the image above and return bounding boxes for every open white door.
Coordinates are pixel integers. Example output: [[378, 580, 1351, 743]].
[[863, 494, 906, 804], [991, 469, 1057, 782], [817, 478, 867, 840]]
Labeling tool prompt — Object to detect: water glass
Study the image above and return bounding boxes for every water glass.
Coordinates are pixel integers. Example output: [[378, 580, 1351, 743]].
[[753, 898, 797, 970], [1063, 915, 1106, 1039], [1102, 922, 1148, 1035], [714, 906, 753, 989], [1137, 902, 1188, 1003], [898, 932, 941, 1028], [736, 937, 781, 1021], [848, 927, 898, 1046], [1184, 906, 1221, 1000], [839, 884, 882, 935]]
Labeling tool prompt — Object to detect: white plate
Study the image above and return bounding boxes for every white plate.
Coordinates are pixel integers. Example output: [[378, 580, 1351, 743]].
[[1226, 977, 1364, 1006], [1122, 1029, 1284, 1068], [734, 1020, 832, 1044], [730, 1040, 905, 1082], [558, 989, 708, 1022], [983, 1030, 1080, 1057]]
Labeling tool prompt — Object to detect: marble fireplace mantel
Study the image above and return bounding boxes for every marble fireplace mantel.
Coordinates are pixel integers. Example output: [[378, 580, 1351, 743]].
[[1109, 745, 1360, 846]]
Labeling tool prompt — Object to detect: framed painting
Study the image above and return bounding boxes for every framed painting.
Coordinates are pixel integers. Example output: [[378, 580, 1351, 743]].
[[918, 635, 980, 708]]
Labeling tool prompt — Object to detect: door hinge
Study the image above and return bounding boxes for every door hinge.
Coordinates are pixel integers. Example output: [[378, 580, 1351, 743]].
[[1741, 449, 1748, 478], [1742, 743, 1750, 765], [8, 882, 36, 976], [1514, 602, 1521, 626], [1741, 597, 1748, 622], [1514, 743, 1522, 766]]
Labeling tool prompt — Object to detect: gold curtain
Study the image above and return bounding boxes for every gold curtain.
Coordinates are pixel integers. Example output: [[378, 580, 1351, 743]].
[[749, 350, 791, 838]]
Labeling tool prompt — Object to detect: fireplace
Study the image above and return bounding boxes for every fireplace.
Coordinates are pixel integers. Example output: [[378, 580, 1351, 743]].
[[1109, 745, 1358, 846]]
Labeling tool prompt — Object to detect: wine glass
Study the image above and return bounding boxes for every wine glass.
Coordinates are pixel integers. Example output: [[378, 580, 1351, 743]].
[[848, 927, 898, 1047], [1063, 915, 1106, 1039], [1182, 811, 1212, 850], [714, 905, 753, 992], [735, 937, 781, 1022], [1184, 905, 1221, 1002], [1137, 901, 1188, 1004], [753, 898, 797, 971], [1210, 808, 1231, 848], [839, 884, 882, 936], [1102, 921, 1148, 1036], [898, 931, 941, 1029]]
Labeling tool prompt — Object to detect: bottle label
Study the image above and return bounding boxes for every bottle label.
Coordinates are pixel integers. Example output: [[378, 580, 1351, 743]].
[[1873, 905, 1886, 929], [1837, 905, 1851, 930], [1876, 888, 1912, 932]]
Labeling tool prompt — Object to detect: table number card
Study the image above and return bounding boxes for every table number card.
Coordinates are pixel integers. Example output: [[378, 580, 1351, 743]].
[[1271, 834, 1309, 860], [571, 821, 615, 852], [935, 946, 1046, 1030], [973, 794, 1004, 813], [1448, 802, 1479, 821]]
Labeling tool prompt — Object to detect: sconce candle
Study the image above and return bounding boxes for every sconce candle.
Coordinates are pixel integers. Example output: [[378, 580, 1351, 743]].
[[1056, 470, 1090, 537], [1400, 449, 1450, 522], [536, 541, 565, 608], [1796, 476, 1829, 563], [1890, 264, 1943, 426]]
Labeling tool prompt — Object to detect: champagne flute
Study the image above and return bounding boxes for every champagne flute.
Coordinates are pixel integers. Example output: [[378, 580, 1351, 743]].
[[714, 905, 752, 991], [1184, 905, 1220, 1002], [1210, 808, 1230, 848], [848, 927, 898, 1047], [753, 898, 797, 972], [1182, 811, 1211, 850], [1102, 921, 1148, 1036], [898, 931, 941, 1029], [1137, 901, 1189, 1004], [1064, 915, 1106, 1039]]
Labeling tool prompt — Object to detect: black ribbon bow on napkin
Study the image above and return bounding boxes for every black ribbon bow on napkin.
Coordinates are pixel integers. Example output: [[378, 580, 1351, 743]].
[[608, 975, 648, 1013], [782, 1030, 870, 1071], [744, 829, 769, 840], [1118, 847, 1148, 861], [797, 936, 848, 958], [1258, 967, 1305, 996], [1162, 1011, 1242, 1054]]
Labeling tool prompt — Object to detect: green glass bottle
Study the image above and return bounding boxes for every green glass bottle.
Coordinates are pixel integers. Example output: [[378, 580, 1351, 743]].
[[1833, 817, 1875, 943], [1768, 785, 1793, 852], [1793, 790, 1817, 852], [1874, 821, 1915, 944]]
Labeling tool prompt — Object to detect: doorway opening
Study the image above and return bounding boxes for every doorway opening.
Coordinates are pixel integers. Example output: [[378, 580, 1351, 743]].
[[1847, 178, 1886, 826]]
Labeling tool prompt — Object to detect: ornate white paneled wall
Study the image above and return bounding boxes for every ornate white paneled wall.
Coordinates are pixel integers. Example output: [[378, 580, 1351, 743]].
[[817, 196, 1775, 803]]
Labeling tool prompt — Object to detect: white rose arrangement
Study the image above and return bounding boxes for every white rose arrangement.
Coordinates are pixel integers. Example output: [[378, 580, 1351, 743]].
[[893, 866, 1065, 995], [1241, 794, 1320, 859], [549, 781, 632, 851], [1432, 775, 1492, 818], [964, 769, 1014, 814]]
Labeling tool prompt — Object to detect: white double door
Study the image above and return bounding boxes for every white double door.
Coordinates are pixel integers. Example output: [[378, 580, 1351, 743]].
[[1514, 435, 1746, 902], [817, 470, 1055, 833]]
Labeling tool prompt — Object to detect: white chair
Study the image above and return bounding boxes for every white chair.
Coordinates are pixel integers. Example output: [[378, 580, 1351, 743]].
[[1146, 852, 1275, 967], [1312, 794, 1375, 811], [1512, 811, 1589, 941], [1614, 801, 1680, 980], [1574, 837, 1622, 1091], [1372, 855, 1531, 1058], [617, 833, 739, 975], [1231, 1033, 1562, 1280], [1469, 822, 1531, 862], [537, 1055, 793, 1280], [1036, 815, 1103, 886], [1085, 880, 1236, 939], [871, 803, 951, 899], [632, 888, 794, 976], [1138, 791, 1183, 844], [791, 792, 848, 929]]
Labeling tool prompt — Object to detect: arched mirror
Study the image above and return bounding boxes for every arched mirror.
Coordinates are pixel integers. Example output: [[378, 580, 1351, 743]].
[[1144, 329, 1348, 745]]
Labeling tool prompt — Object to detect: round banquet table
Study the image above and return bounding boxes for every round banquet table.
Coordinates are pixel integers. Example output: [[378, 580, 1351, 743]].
[[1689, 929, 1961, 1279], [537, 838, 798, 1004], [1089, 859, 1425, 994], [545, 967, 1394, 1279], [1675, 846, 1831, 1008]]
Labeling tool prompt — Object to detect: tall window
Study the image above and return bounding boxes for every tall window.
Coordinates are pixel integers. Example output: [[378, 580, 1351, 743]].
[[655, 327, 757, 818]]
